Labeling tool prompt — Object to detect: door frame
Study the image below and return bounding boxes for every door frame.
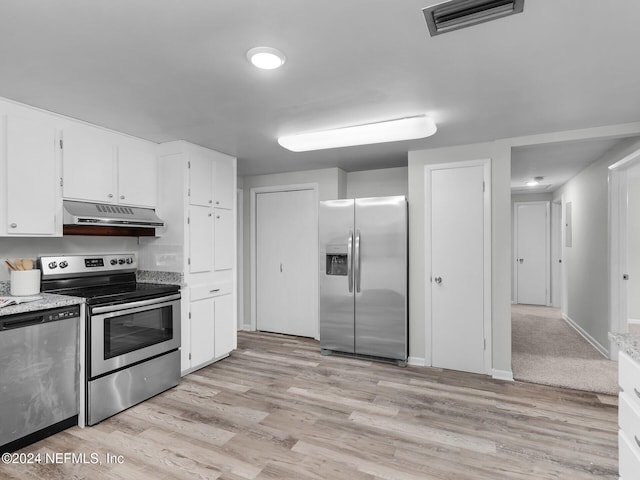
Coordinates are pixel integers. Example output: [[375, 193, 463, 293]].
[[513, 200, 551, 306], [609, 147, 640, 358], [250, 183, 320, 338], [424, 159, 492, 374], [551, 199, 563, 308]]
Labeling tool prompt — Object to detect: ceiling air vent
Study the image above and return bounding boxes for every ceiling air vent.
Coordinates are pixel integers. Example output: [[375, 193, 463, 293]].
[[422, 0, 524, 36]]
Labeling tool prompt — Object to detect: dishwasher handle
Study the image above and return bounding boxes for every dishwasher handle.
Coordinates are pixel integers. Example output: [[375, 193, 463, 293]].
[[1, 315, 45, 330], [0, 305, 80, 331]]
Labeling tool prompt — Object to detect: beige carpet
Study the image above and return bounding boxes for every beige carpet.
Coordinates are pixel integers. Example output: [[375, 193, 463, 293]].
[[511, 304, 618, 395]]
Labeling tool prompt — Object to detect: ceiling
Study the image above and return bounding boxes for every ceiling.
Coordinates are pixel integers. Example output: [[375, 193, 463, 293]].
[[1, 0, 639, 176], [511, 137, 632, 194]]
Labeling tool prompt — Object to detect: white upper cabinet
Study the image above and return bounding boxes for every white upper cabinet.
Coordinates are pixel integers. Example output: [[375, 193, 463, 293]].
[[213, 151, 234, 209], [63, 123, 157, 208], [3, 114, 61, 236], [117, 139, 157, 207], [189, 205, 214, 273], [214, 208, 234, 271], [189, 149, 214, 207], [62, 124, 115, 203]]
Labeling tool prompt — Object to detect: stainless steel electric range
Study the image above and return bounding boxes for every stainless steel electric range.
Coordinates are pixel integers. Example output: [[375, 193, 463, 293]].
[[39, 253, 181, 426]]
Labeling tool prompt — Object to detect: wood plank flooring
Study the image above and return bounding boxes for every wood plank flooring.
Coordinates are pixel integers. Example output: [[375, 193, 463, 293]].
[[1, 332, 619, 479]]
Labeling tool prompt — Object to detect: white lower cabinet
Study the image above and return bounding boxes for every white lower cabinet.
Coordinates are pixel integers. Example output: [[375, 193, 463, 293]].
[[190, 296, 216, 367], [183, 283, 234, 372], [214, 294, 235, 357], [618, 352, 640, 479]]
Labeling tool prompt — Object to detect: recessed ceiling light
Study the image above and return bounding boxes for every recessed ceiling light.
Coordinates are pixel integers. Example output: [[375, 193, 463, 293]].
[[247, 46, 286, 70], [278, 115, 437, 152], [526, 176, 544, 186]]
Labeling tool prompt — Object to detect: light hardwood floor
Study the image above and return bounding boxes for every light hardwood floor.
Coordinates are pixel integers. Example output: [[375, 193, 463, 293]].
[[1, 332, 618, 479]]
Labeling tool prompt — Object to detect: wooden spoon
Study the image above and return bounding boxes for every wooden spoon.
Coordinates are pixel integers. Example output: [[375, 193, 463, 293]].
[[4, 260, 17, 271], [21, 258, 33, 270]]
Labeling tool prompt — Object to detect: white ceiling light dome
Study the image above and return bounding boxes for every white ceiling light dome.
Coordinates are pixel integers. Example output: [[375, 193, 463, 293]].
[[247, 46, 286, 70]]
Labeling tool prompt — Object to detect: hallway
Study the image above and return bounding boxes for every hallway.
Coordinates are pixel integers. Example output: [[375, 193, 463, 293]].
[[511, 304, 618, 395]]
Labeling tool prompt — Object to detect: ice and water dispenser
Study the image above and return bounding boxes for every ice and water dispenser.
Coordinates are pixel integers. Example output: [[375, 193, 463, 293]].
[[325, 245, 348, 276]]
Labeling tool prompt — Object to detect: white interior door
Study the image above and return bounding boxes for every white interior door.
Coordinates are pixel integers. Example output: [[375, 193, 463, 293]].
[[515, 202, 549, 305], [256, 189, 317, 337], [430, 163, 487, 375]]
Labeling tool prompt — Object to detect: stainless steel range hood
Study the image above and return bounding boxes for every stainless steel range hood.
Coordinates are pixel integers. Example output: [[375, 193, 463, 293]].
[[63, 200, 165, 229]]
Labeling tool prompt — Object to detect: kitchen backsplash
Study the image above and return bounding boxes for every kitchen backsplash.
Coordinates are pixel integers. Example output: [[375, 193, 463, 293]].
[[0, 236, 139, 282]]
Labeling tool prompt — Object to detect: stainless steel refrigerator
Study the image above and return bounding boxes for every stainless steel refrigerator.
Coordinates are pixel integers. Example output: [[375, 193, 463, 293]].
[[319, 196, 407, 364]]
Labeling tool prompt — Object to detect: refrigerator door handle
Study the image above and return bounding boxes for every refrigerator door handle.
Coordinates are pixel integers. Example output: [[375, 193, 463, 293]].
[[355, 229, 361, 293], [347, 230, 354, 293]]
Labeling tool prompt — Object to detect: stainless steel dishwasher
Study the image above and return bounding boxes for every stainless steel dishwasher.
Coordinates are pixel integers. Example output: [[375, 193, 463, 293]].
[[0, 304, 80, 453]]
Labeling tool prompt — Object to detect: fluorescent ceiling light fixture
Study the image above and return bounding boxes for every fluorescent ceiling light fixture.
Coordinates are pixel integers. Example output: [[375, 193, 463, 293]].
[[278, 115, 437, 152], [247, 46, 286, 69]]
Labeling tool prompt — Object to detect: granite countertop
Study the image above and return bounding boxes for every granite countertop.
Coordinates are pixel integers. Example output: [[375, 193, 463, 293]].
[[0, 291, 84, 317], [136, 270, 184, 286], [609, 332, 640, 363]]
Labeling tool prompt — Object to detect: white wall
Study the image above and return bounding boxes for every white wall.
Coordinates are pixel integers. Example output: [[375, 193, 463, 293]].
[[408, 141, 512, 375], [626, 166, 640, 320], [346, 167, 408, 198], [240, 167, 344, 329], [0, 236, 139, 282], [239, 165, 410, 329], [553, 137, 640, 351]]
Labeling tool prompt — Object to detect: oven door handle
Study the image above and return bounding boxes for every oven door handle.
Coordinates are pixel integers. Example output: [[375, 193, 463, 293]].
[[91, 293, 181, 314]]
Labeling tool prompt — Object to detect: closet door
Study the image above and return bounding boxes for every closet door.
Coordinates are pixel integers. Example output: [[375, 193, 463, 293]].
[[256, 189, 316, 337]]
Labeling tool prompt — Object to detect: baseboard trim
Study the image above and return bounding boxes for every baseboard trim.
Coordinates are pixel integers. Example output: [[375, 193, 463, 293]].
[[408, 356, 426, 367], [492, 369, 514, 381], [562, 313, 609, 358]]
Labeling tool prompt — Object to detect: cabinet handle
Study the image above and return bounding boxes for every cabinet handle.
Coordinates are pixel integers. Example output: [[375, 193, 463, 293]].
[[209, 200, 213, 204], [210, 289, 220, 293], [216, 215, 220, 219], [635, 387, 640, 400], [120, 195, 125, 200], [9, 223, 17, 228], [636, 435, 640, 449], [216, 201, 220, 205], [208, 213, 212, 217], [107, 194, 114, 198]]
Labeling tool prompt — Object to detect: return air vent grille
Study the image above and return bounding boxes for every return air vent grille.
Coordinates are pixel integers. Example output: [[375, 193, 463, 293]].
[[95, 204, 135, 215], [423, 0, 524, 36]]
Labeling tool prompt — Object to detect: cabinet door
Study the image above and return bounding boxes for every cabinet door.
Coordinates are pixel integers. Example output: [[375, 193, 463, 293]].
[[6, 115, 59, 235], [189, 150, 213, 207], [214, 208, 234, 271], [213, 154, 234, 209], [63, 124, 116, 203], [117, 140, 157, 207], [190, 297, 215, 367], [189, 206, 213, 273], [214, 294, 235, 357]]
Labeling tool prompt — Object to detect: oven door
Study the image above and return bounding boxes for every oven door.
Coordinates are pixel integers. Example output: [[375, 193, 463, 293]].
[[89, 294, 181, 378]]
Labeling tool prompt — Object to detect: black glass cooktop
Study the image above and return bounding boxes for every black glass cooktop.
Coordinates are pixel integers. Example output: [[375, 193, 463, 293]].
[[41, 273, 180, 306]]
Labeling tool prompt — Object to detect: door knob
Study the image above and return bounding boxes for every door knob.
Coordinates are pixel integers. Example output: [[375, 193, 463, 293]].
[[434, 276, 442, 285]]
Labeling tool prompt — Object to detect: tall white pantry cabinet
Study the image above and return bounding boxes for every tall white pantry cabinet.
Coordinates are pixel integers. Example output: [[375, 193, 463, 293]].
[[143, 141, 237, 375]]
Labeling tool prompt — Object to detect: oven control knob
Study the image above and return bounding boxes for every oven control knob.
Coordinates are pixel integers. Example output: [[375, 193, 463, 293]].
[[48, 261, 57, 269], [110, 259, 117, 266], [126, 258, 133, 264], [59, 261, 68, 269], [118, 258, 125, 265]]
